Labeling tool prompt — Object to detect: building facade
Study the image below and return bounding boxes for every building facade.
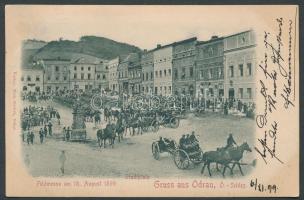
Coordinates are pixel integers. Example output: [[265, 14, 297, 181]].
[[95, 60, 109, 91], [172, 37, 197, 97], [21, 66, 44, 93], [117, 56, 130, 95], [195, 36, 224, 99], [141, 50, 154, 95], [69, 57, 98, 91], [127, 53, 142, 95], [223, 30, 256, 102], [108, 57, 119, 93], [153, 44, 173, 96], [42, 58, 70, 92]]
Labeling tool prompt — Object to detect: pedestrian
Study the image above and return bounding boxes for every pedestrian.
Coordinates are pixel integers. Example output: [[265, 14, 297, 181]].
[[30, 131, 34, 145], [44, 125, 48, 137], [66, 127, 71, 141], [39, 128, 44, 144], [26, 131, 31, 145], [59, 150, 66, 175], [48, 121, 53, 136]]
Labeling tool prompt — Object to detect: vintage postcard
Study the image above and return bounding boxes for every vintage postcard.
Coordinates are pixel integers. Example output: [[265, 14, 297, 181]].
[[5, 5, 299, 197]]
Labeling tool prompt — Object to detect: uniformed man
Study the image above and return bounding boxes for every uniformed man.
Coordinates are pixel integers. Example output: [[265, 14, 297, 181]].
[[225, 133, 237, 149], [189, 131, 198, 143], [179, 135, 186, 147]]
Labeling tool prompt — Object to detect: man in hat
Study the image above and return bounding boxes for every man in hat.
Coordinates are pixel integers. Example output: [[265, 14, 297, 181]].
[[225, 133, 237, 149], [39, 128, 44, 144]]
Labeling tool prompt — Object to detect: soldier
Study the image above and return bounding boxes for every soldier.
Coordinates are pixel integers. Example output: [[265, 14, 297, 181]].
[[225, 133, 237, 149]]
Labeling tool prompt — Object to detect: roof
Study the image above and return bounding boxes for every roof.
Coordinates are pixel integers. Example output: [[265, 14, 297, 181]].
[[71, 56, 102, 64], [196, 37, 224, 46]]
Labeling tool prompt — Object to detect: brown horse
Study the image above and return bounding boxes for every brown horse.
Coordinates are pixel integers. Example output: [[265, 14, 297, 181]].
[[201, 142, 252, 177]]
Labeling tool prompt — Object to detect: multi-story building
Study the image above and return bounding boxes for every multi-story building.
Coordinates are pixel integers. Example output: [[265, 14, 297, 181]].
[[223, 30, 256, 102], [108, 57, 119, 93], [172, 37, 197, 97], [141, 49, 154, 95], [127, 53, 142, 95], [21, 64, 44, 93], [153, 44, 173, 96], [195, 36, 224, 99], [117, 55, 130, 95], [69, 57, 99, 91], [41, 57, 70, 92], [95, 60, 109, 91]]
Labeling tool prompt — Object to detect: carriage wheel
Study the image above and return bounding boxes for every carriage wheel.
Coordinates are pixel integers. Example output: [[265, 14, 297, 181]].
[[174, 149, 190, 169], [152, 142, 160, 160], [170, 118, 180, 128]]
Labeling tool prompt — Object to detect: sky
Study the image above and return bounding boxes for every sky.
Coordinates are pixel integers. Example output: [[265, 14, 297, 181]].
[[6, 5, 295, 50]]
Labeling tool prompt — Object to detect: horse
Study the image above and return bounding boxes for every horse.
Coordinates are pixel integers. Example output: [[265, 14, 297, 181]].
[[201, 142, 252, 177], [96, 123, 117, 148]]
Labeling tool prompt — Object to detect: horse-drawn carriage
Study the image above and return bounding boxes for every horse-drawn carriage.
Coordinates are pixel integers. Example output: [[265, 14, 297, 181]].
[[150, 111, 180, 132], [173, 142, 203, 169], [151, 138, 177, 160]]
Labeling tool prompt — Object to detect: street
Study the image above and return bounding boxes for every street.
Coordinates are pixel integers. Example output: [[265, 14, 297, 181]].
[[22, 100, 255, 178]]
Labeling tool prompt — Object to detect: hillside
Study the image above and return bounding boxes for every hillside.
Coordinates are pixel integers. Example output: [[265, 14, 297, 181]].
[[32, 36, 142, 61]]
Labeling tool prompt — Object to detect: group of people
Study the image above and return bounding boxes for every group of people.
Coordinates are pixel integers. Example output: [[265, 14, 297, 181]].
[[179, 131, 199, 148]]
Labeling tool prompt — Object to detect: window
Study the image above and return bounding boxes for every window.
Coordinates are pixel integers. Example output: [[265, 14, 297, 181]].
[[164, 70, 167, 76], [247, 63, 252, 76], [27, 76, 31, 81], [146, 73, 148, 81], [74, 66, 77, 71], [181, 68, 186, 79], [81, 67, 84, 71], [56, 76, 59, 81], [36, 76, 40, 82], [247, 88, 252, 99], [151, 72, 153, 79], [103, 75, 106, 80], [155, 71, 158, 78], [81, 73, 84, 80], [164, 86, 167, 94], [88, 73, 91, 80], [88, 67, 91, 71], [55, 66, 59, 72], [47, 76, 51, 81], [169, 86, 172, 94], [168, 69, 171, 76], [239, 64, 244, 77], [160, 70, 162, 78], [200, 70, 204, 79], [63, 76, 67, 81], [239, 88, 244, 99], [97, 74, 101, 80], [174, 69, 178, 80], [74, 73, 77, 79], [229, 66, 234, 77], [190, 67, 194, 77], [56, 86, 59, 91], [142, 73, 144, 81]]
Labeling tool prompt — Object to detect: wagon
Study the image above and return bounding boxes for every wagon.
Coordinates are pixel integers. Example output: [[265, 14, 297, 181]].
[[151, 139, 177, 160], [173, 143, 203, 169], [150, 115, 180, 132]]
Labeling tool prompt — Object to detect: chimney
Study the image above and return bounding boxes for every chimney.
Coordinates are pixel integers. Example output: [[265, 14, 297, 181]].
[[157, 44, 162, 48]]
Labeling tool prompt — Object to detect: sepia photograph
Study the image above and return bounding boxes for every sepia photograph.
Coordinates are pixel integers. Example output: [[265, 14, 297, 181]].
[[5, 5, 299, 197]]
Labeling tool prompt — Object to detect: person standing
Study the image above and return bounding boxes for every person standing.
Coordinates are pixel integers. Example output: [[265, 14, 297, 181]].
[[39, 128, 44, 144], [30, 131, 35, 145], [48, 121, 53, 136], [44, 125, 48, 137], [66, 127, 71, 141], [59, 150, 66, 175], [26, 130, 31, 145]]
